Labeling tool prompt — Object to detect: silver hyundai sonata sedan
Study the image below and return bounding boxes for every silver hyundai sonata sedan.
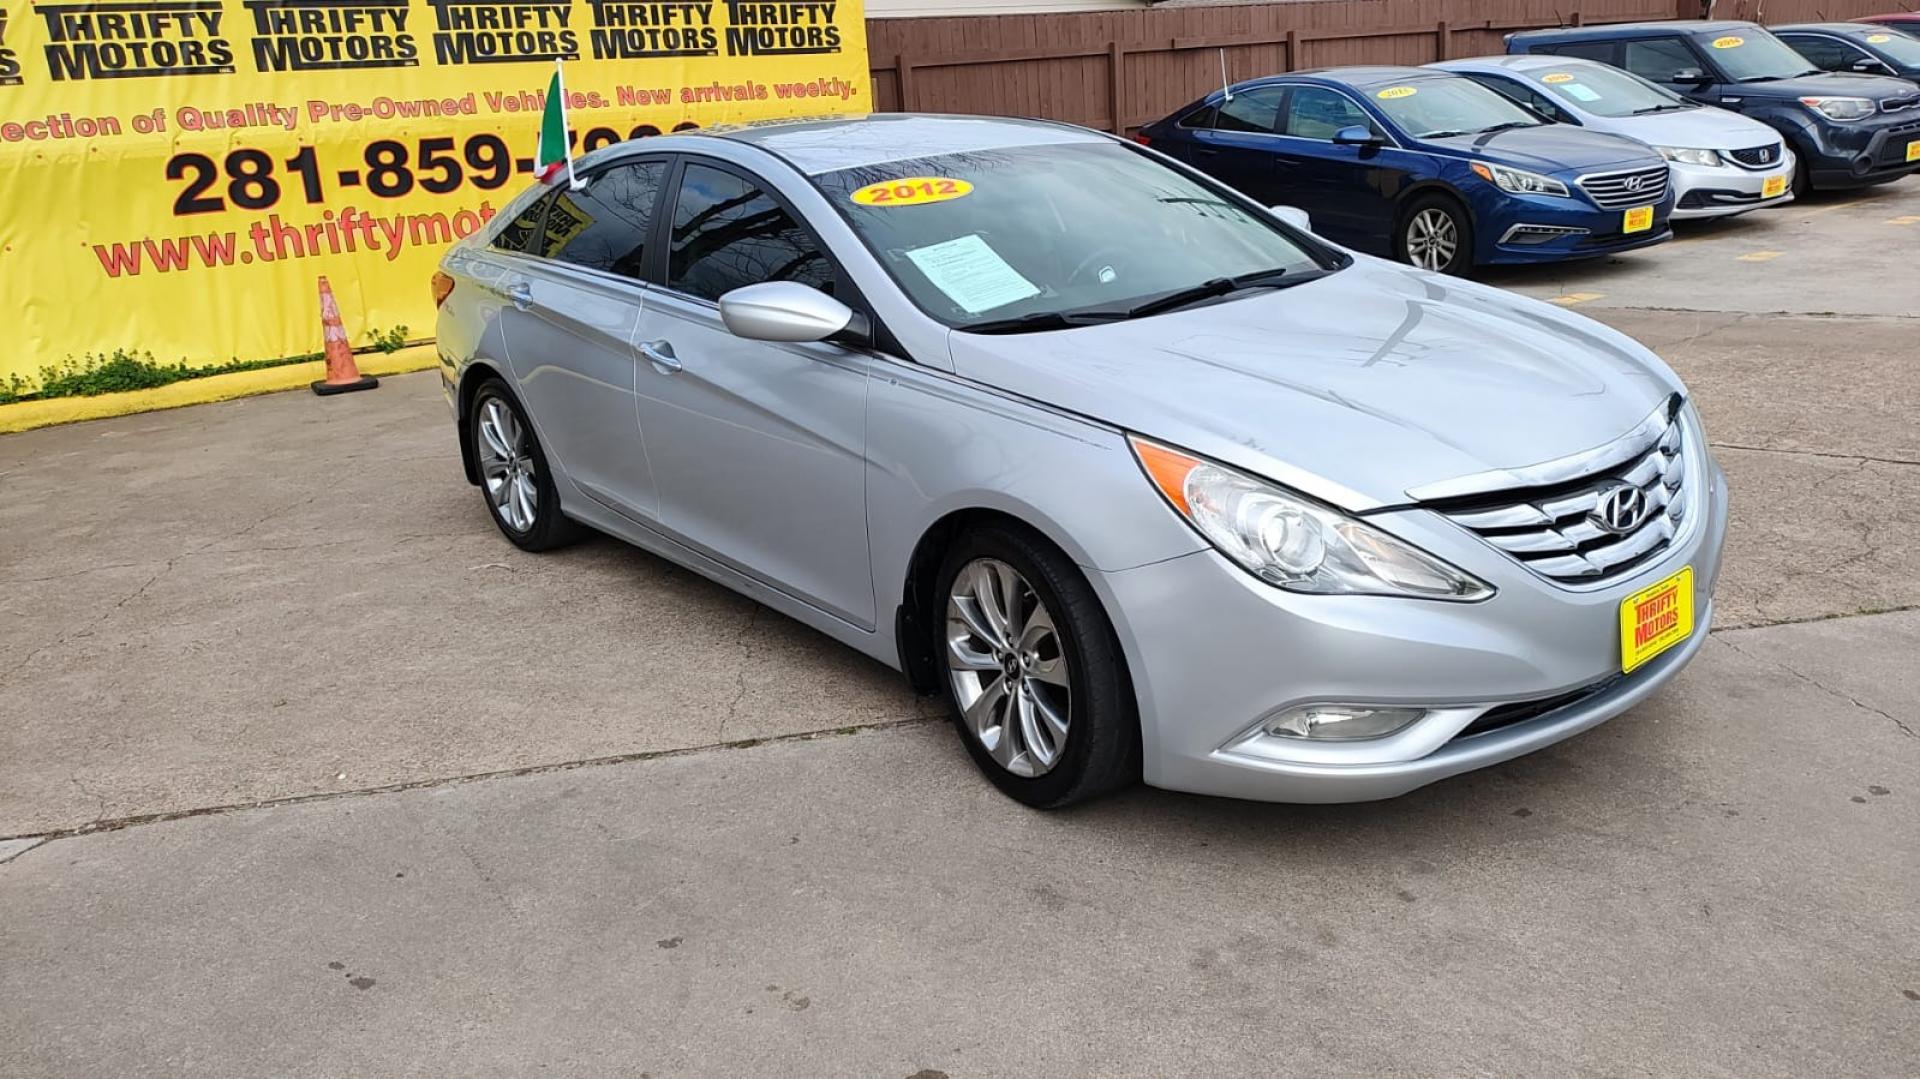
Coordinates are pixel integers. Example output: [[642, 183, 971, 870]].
[[434, 113, 1727, 808]]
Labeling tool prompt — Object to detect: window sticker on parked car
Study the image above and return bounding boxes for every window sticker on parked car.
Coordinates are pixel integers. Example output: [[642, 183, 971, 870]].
[[1711, 36, 1745, 49], [1542, 72, 1575, 84], [1562, 83, 1602, 102], [903, 234, 1041, 315], [851, 177, 975, 207], [1866, 33, 1893, 44], [1376, 86, 1418, 100]]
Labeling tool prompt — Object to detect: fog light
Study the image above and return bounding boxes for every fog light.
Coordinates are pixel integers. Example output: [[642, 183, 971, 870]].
[[1265, 704, 1427, 741]]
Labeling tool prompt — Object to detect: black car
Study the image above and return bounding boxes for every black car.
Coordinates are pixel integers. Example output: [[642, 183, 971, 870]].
[[1775, 23, 1920, 87], [1508, 20, 1920, 190]]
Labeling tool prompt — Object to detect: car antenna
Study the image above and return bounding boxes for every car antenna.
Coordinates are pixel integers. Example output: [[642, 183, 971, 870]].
[[1219, 47, 1233, 102]]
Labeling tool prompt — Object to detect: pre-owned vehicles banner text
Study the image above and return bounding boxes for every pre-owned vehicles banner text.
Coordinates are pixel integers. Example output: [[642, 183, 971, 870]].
[[0, 0, 868, 388]]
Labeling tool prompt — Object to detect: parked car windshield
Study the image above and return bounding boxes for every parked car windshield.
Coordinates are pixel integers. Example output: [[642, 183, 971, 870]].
[[1366, 77, 1546, 138], [1698, 30, 1823, 81], [1531, 63, 1696, 117], [1862, 29, 1920, 64], [810, 142, 1334, 330]]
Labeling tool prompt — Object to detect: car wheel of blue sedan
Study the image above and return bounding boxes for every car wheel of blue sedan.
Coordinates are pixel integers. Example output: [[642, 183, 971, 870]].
[[1398, 195, 1474, 274], [937, 524, 1139, 808]]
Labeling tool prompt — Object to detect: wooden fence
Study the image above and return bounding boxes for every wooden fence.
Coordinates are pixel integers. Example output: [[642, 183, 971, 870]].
[[864, 0, 1914, 134]]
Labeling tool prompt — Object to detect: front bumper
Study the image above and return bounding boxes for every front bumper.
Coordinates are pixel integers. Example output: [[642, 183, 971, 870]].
[[1669, 154, 1797, 219], [1802, 113, 1920, 188], [1477, 191, 1675, 265], [1090, 455, 1730, 804]]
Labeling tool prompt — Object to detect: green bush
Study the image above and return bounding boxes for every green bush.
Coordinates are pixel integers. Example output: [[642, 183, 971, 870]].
[[366, 325, 410, 354], [0, 349, 322, 405]]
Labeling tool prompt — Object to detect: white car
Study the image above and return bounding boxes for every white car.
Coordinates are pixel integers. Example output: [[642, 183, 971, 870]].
[[1434, 54, 1797, 219]]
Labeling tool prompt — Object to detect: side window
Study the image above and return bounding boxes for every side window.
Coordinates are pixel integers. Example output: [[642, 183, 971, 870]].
[[1281, 86, 1376, 140], [666, 163, 833, 303], [490, 191, 554, 254], [1212, 87, 1286, 134], [1540, 41, 1618, 64], [1624, 38, 1704, 82], [1465, 74, 1565, 121], [538, 160, 666, 277], [1177, 104, 1218, 129], [1782, 35, 1863, 71]]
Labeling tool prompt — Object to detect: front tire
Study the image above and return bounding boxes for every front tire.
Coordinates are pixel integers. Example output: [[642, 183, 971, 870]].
[[1397, 194, 1473, 275], [935, 524, 1137, 808], [468, 380, 579, 552]]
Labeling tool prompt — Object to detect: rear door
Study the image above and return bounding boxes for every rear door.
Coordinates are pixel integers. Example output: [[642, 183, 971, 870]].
[[1179, 86, 1292, 204], [1268, 84, 1416, 248], [498, 158, 669, 521], [629, 158, 877, 627]]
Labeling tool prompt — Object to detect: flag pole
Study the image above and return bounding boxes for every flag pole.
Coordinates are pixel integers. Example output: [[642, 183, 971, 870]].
[[554, 58, 581, 190]]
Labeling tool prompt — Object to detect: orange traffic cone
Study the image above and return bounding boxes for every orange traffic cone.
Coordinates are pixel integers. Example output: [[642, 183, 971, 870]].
[[310, 275, 379, 396]]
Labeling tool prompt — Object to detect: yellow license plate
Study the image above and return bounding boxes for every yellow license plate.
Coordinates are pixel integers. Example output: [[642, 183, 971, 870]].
[[1623, 206, 1655, 234], [1907, 141, 1920, 163], [1620, 566, 1694, 674], [1762, 175, 1787, 198]]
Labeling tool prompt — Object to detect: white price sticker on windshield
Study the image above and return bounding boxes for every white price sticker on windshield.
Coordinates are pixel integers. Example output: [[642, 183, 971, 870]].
[[904, 234, 1041, 315]]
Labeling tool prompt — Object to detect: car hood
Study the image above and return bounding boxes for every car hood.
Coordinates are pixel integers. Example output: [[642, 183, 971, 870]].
[[943, 257, 1681, 511], [1720, 70, 1919, 100], [1593, 106, 1783, 149], [1419, 124, 1660, 173]]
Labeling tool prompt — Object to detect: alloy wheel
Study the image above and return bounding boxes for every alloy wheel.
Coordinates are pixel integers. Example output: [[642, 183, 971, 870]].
[[476, 396, 539, 532], [945, 558, 1072, 778], [1406, 208, 1459, 271]]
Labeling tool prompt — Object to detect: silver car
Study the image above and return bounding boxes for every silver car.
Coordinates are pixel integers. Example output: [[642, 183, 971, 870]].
[[434, 114, 1728, 808], [1434, 55, 1798, 218]]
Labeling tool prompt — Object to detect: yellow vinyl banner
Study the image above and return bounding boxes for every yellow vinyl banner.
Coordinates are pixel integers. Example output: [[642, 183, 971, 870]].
[[0, 0, 868, 388]]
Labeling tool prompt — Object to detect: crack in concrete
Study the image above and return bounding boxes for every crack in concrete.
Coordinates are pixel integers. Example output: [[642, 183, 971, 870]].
[[0, 715, 940, 845], [716, 605, 761, 745], [1717, 635, 1918, 743], [1709, 444, 1920, 469]]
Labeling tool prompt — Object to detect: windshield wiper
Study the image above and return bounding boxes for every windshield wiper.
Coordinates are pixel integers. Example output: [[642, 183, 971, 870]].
[[956, 309, 1129, 335], [1419, 128, 1470, 138], [1631, 103, 1694, 114], [1121, 267, 1300, 319], [1476, 120, 1539, 134]]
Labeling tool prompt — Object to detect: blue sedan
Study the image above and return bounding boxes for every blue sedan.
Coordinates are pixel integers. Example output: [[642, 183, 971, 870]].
[[1139, 66, 1676, 273]]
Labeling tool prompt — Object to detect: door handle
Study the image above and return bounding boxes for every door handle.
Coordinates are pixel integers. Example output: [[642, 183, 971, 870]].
[[1194, 146, 1221, 157], [638, 339, 681, 374], [508, 282, 532, 311]]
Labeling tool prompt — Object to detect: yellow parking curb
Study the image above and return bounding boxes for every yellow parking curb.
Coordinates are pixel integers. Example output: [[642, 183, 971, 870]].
[[0, 345, 440, 435]]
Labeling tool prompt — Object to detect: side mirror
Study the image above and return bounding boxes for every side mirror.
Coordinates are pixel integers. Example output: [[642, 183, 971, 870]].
[[1850, 58, 1892, 75], [1331, 125, 1383, 147], [1270, 205, 1313, 233], [718, 281, 869, 345], [1671, 67, 1713, 87]]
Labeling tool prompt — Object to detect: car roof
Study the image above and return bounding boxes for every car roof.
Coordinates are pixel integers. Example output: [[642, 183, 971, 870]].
[[689, 112, 1110, 176], [1437, 53, 1610, 74], [1775, 22, 1890, 36], [1239, 65, 1454, 92], [1510, 19, 1755, 41]]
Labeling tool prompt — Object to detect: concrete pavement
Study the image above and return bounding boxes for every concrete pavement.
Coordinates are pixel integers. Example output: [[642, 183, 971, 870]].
[[3, 178, 1918, 1075]]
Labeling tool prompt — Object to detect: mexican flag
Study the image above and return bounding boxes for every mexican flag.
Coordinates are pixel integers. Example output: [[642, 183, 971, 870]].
[[535, 60, 577, 188]]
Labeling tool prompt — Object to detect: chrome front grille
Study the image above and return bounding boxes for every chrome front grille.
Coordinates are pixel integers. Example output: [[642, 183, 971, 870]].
[[1420, 398, 1691, 586], [1577, 165, 1670, 209], [1727, 143, 1781, 169], [1882, 94, 1920, 114]]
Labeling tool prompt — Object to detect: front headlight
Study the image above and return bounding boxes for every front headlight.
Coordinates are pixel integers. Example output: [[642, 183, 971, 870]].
[[1799, 96, 1876, 121], [1470, 160, 1571, 197], [1655, 145, 1724, 167], [1130, 436, 1493, 601]]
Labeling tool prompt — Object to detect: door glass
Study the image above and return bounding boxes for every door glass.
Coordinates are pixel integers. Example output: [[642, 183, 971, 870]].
[[1541, 41, 1617, 63], [1465, 75, 1565, 121], [491, 191, 555, 254], [1781, 36, 1861, 71], [1212, 88, 1286, 133], [666, 163, 834, 302], [537, 161, 666, 277], [1282, 87, 1376, 139], [1624, 38, 1705, 82]]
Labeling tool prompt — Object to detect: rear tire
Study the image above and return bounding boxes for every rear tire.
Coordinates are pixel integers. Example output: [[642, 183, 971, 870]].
[[1396, 194, 1474, 275], [934, 524, 1138, 808], [468, 379, 580, 552]]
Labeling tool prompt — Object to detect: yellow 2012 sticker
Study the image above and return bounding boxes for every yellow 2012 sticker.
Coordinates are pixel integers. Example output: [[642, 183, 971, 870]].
[[1867, 33, 1894, 44], [1712, 35, 1745, 49], [1542, 72, 1575, 84], [1376, 86, 1418, 100], [851, 177, 974, 207]]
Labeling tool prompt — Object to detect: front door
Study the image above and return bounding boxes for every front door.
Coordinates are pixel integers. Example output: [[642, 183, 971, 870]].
[[498, 159, 669, 521], [1270, 84, 1412, 249], [631, 159, 876, 628]]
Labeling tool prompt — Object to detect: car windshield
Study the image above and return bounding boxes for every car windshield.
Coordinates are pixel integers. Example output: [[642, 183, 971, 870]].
[[1861, 29, 1920, 64], [1529, 63, 1694, 117], [809, 142, 1333, 330], [1699, 30, 1823, 80], [1366, 76, 1546, 138]]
